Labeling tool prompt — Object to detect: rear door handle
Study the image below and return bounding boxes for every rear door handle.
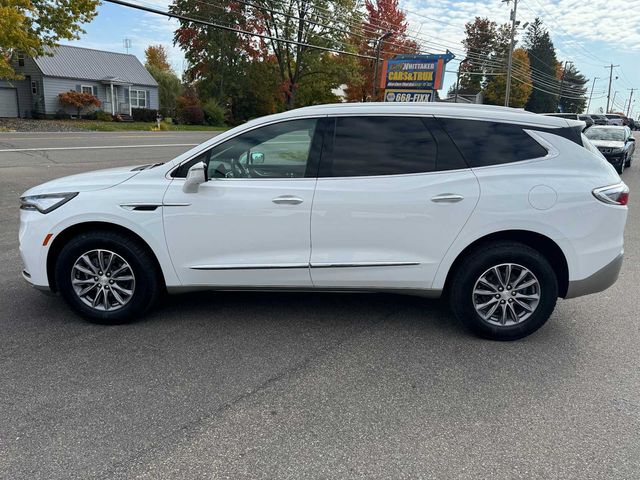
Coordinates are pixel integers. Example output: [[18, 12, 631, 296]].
[[431, 194, 464, 203], [272, 195, 303, 205]]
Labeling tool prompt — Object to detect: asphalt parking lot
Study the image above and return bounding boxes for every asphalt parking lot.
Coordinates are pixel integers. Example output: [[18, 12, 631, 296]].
[[1, 130, 639, 479]]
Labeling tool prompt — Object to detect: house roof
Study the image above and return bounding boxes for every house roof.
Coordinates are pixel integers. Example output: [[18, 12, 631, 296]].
[[33, 45, 158, 87]]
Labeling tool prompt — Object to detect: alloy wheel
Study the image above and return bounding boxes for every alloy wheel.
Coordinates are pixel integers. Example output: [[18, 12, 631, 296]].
[[71, 249, 136, 311], [472, 263, 541, 327]]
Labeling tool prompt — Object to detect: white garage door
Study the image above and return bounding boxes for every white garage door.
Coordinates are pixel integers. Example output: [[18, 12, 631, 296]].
[[0, 88, 18, 117]]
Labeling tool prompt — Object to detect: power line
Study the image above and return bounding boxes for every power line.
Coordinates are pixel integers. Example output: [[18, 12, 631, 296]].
[[102, 0, 378, 60]]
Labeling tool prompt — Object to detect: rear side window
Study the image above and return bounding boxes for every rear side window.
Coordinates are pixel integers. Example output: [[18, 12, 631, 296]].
[[437, 118, 548, 168], [325, 116, 437, 177]]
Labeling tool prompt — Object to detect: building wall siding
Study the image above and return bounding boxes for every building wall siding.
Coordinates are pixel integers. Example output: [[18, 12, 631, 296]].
[[42, 77, 158, 116], [3, 55, 45, 117]]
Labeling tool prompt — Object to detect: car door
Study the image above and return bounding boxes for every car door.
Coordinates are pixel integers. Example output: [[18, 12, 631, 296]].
[[309, 115, 480, 291], [163, 117, 323, 287]]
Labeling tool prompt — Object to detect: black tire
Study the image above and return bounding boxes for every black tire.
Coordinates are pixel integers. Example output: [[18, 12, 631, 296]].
[[624, 155, 631, 168], [55, 230, 160, 324], [449, 241, 558, 341], [615, 158, 624, 174]]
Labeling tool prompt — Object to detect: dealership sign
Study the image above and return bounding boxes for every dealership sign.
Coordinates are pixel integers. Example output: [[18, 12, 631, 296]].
[[380, 52, 454, 102]]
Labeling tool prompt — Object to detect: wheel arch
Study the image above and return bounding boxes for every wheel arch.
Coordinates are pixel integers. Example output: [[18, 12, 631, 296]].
[[46, 221, 166, 293], [442, 230, 569, 298]]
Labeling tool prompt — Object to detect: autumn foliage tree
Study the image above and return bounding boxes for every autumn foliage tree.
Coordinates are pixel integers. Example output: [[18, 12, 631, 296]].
[[1, 0, 98, 79], [144, 45, 172, 72], [483, 48, 532, 107], [57, 91, 101, 118], [344, 0, 418, 102]]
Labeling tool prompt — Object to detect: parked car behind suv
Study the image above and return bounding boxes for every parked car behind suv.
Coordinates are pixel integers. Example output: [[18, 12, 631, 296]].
[[589, 114, 609, 125], [584, 125, 636, 173], [606, 114, 625, 126], [19, 103, 628, 340]]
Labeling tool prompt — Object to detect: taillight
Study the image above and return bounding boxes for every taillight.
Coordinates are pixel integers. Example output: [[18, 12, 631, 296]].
[[592, 183, 629, 206]]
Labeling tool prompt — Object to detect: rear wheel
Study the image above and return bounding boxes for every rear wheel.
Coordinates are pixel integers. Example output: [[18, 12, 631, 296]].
[[449, 241, 558, 340], [55, 231, 160, 324]]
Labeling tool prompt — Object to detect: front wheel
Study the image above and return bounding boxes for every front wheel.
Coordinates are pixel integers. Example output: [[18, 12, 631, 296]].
[[55, 231, 160, 324], [615, 158, 625, 174], [449, 242, 558, 340]]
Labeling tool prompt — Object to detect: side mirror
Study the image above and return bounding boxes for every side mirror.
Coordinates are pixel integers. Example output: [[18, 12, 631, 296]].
[[182, 161, 207, 193], [250, 152, 265, 164], [628, 137, 635, 142]]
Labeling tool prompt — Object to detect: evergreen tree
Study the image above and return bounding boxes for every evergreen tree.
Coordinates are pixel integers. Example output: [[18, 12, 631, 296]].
[[524, 18, 559, 113], [558, 63, 588, 113]]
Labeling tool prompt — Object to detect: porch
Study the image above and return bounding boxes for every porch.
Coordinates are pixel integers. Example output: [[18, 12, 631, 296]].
[[101, 77, 132, 116]]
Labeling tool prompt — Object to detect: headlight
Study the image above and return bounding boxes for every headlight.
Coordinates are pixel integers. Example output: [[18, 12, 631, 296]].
[[610, 147, 624, 154], [20, 192, 78, 214]]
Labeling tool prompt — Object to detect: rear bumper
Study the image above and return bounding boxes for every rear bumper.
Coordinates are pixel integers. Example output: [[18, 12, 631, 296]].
[[565, 252, 623, 299]]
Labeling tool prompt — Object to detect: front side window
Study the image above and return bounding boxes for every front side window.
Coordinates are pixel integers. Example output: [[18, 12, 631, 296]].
[[173, 119, 319, 179], [437, 118, 548, 168], [324, 116, 437, 177]]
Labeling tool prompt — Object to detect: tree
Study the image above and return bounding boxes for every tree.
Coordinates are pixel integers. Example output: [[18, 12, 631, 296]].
[[455, 17, 510, 95], [524, 18, 559, 113], [58, 91, 101, 118], [144, 45, 172, 72], [344, 0, 418, 102], [484, 48, 532, 107], [146, 64, 182, 117], [172, 0, 363, 110], [0, 0, 98, 79], [558, 63, 588, 113]]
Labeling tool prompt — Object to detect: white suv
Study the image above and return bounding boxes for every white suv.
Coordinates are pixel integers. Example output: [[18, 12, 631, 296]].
[[19, 103, 629, 340]]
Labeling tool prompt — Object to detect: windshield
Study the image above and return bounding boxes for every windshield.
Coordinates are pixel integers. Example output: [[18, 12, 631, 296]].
[[585, 128, 625, 142]]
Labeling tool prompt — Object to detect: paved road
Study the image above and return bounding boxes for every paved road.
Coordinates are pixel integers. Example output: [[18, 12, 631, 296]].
[[1, 131, 639, 479]]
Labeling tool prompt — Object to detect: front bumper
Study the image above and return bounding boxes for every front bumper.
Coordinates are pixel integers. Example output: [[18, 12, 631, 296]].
[[565, 252, 623, 298]]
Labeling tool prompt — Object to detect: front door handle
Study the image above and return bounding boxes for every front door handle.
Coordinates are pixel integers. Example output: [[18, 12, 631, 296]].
[[272, 195, 303, 205], [431, 193, 464, 203]]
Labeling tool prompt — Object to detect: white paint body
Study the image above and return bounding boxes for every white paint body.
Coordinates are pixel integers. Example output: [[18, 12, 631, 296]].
[[19, 103, 627, 299]]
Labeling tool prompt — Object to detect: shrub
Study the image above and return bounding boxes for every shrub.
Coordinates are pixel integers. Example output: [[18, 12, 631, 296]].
[[95, 110, 113, 122], [179, 105, 205, 125], [131, 108, 159, 122], [58, 91, 101, 118], [54, 109, 69, 120], [202, 99, 226, 126]]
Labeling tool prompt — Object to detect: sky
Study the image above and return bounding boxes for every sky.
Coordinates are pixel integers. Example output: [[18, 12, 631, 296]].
[[64, 0, 640, 117]]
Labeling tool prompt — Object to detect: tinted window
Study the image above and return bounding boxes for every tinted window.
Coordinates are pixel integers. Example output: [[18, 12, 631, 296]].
[[325, 116, 437, 177], [437, 118, 548, 168]]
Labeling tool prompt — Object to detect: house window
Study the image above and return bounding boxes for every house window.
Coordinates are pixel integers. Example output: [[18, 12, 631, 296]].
[[131, 89, 147, 108], [31, 81, 37, 95], [17, 53, 25, 67], [81, 85, 93, 95]]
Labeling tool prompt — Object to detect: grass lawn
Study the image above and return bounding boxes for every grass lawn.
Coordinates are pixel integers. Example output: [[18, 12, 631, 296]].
[[58, 120, 228, 132]]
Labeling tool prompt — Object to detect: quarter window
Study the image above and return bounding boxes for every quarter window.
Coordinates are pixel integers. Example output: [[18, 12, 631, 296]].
[[325, 116, 437, 177], [437, 118, 548, 168]]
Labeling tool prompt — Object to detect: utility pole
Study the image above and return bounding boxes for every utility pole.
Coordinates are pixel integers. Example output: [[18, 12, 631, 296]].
[[558, 60, 573, 112], [587, 77, 600, 113], [372, 32, 392, 101], [626, 89, 635, 117], [605, 64, 619, 113], [503, 0, 518, 107], [611, 91, 618, 112]]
